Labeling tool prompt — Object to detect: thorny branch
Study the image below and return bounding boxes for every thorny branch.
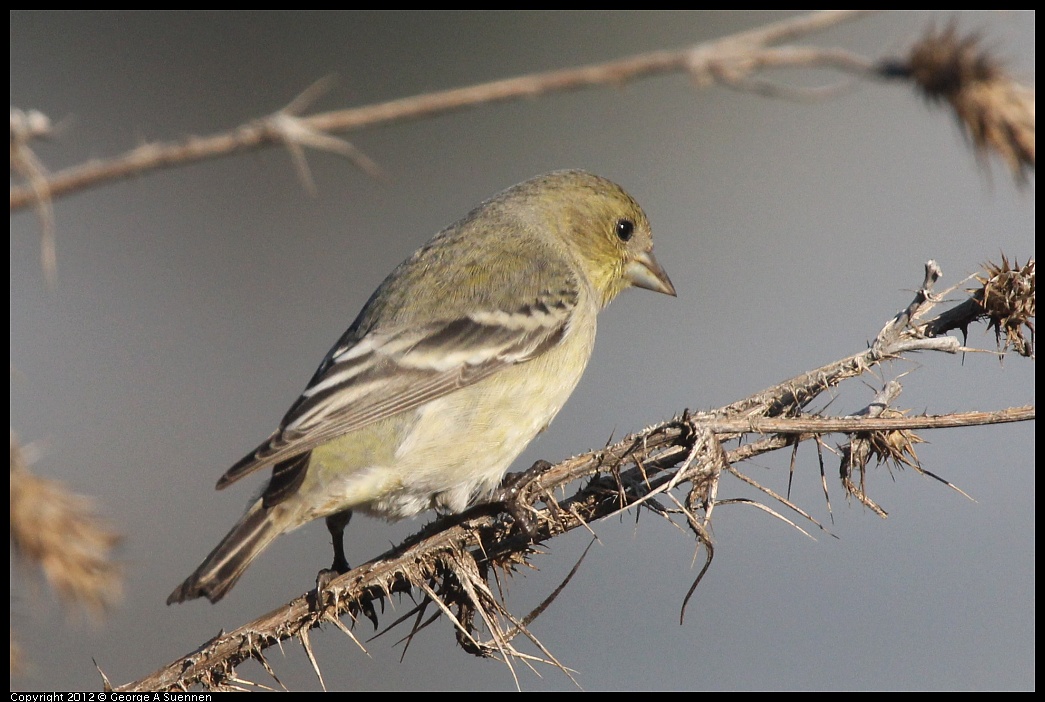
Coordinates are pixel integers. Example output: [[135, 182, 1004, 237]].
[[119, 256, 1035, 692]]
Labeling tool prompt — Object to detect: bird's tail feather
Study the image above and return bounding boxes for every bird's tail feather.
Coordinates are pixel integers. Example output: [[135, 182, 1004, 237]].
[[166, 501, 285, 604]]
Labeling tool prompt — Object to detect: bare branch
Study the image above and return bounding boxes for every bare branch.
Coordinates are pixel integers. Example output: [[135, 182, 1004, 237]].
[[11, 11, 879, 213], [709, 405, 1033, 434]]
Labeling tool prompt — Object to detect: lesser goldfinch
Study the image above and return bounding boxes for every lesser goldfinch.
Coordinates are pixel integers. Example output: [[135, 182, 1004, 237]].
[[167, 170, 675, 604]]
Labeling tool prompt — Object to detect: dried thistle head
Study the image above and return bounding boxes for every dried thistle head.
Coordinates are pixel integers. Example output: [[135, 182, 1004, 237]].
[[10, 431, 123, 616], [866, 409, 925, 472], [881, 21, 1035, 183], [975, 255, 1036, 357]]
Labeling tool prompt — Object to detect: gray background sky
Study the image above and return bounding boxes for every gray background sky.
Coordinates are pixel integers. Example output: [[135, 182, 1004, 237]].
[[10, 11, 1034, 691]]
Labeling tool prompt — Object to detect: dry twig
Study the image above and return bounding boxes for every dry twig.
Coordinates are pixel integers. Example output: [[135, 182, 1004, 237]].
[[11, 11, 879, 215]]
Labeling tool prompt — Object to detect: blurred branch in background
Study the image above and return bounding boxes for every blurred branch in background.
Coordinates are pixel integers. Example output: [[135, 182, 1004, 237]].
[[10, 13, 1033, 282], [11, 11, 881, 215], [11, 11, 1035, 223]]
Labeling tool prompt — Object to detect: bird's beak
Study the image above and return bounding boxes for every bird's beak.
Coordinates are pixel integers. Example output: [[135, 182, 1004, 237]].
[[625, 249, 676, 297]]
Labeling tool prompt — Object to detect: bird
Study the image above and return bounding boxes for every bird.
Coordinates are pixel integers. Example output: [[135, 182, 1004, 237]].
[[167, 169, 675, 604]]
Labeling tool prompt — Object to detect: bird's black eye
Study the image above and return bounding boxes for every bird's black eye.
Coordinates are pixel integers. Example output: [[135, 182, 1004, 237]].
[[615, 218, 634, 242]]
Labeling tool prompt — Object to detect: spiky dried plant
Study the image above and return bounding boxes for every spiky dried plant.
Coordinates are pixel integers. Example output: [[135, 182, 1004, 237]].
[[880, 22, 1035, 183], [10, 431, 123, 616], [976, 255, 1036, 357]]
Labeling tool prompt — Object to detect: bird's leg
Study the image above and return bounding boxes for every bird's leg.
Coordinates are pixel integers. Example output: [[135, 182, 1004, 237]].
[[327, 509, 353, 573], [315, 509, 352, 592], [493, 459, 554, 537], [312, 509, 378, 627]]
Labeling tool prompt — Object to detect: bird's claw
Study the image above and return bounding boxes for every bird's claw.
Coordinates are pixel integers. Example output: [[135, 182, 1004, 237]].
[[494, 459, 554, 537]]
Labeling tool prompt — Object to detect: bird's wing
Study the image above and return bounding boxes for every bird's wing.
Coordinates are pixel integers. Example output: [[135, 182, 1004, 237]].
[[216, 282, 579, 489]]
